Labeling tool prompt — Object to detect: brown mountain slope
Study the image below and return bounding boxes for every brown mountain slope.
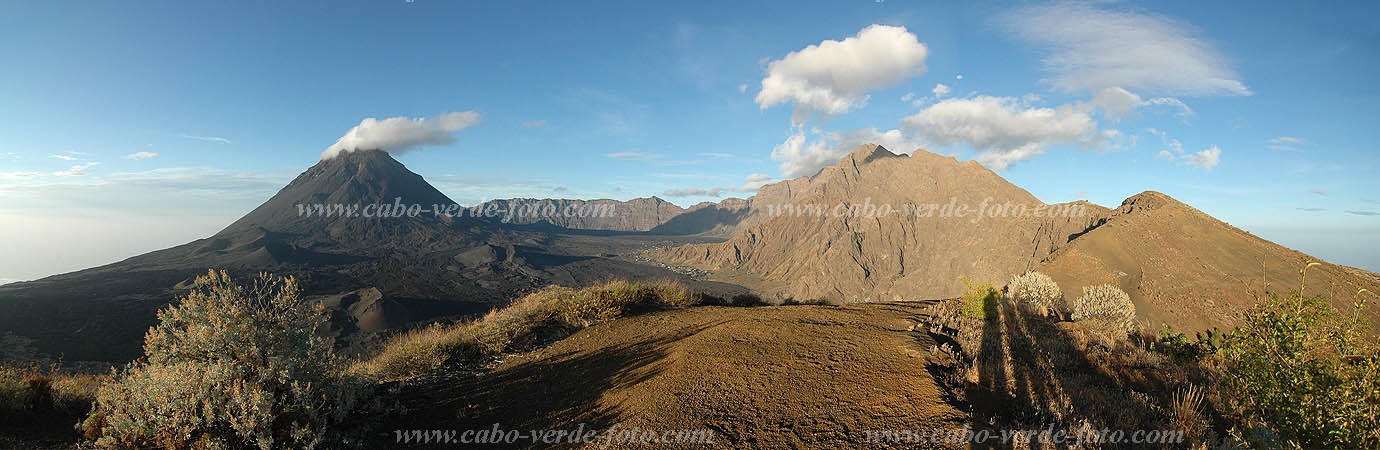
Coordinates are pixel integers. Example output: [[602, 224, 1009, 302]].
[[1038, 191, 1380, 332], [652, 144, 1107, 302]]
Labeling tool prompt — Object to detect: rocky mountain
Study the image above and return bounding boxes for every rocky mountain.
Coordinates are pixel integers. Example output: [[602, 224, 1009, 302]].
[[1037, 190, 1380, 332], [652, 144, 1380, 331], [652, 144, 1106, 302], [0, 150, 731, 362], [475, 197, 686, 232], [648, 198, 752, 236]]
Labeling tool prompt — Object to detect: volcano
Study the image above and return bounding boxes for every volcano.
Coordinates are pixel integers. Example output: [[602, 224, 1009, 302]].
[[0, 150, 726, 362]]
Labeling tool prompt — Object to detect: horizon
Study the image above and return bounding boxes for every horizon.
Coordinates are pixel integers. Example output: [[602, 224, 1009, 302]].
[[2, 0, 1379, 282]]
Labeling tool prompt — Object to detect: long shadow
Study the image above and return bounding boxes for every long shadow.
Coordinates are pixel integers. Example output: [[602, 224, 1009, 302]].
[[968, 300, 1174, 450], [374, 320, 725, 449]]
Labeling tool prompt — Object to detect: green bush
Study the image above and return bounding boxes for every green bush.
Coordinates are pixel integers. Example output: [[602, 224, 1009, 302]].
[[1223, 289, 1379, 448], [82, 270, 373, 450], [1007, 271, 1064, 317], [1070, 284, 1136, 338], [959, 276, 998, 319], [1156, 325, 1227, 362]]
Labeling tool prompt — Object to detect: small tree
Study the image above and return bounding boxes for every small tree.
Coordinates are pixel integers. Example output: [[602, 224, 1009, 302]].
[[1008, 271, 1064, 318], [1070, 284, 1136, 338], [83, 270, 372, 450]]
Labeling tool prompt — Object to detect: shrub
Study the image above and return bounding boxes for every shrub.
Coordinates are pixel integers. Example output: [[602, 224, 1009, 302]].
[[958, 276, 998, 319], [1070, 284, 1136, 338], [1223, 288, 1379, 448], [82, 270, 373, 450], [357, 279, 699, 381], [1007, 271, 1064, 317], [1155, 325, 1227, 362]]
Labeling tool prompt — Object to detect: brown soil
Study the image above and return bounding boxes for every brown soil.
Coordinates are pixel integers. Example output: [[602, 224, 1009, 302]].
[[384, 303, 967, 449]]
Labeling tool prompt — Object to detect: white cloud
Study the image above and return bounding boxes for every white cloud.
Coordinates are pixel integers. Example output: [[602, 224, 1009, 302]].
[[176, 134, 232, 144], [771, 126, 924, 178], [741, 173, 774, 191], [124, 151, 158, 160], [321, 111, 481, 160], [900, 92, 916, 102], [663, 173, 778, 198], [605, 151, 660, 161], [901, 95, 1113, 170], [756, 24, 928, 122], [1086, 87, 1194, 120], [1308, 188, 1328, 196], [1000, 3, 1249, 96], [662, 187, 729, 198], [53, 162, 100, 177], [49, 154, 78, 161], [1149, 128, 1220, 169], [931, 83, 950, 98], [1183, 145, 1221, 169], [0, 171, 41, 180], [699, 152, 737, 159], [738, 83, 748, 94], [1146, 128, 1184, 154], [1268, 136, 1309, 152]]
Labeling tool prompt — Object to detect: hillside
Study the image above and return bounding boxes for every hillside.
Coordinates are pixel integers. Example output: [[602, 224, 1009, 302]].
[[652, 144, 1106, 302], [1038, 190, 1380, 332]]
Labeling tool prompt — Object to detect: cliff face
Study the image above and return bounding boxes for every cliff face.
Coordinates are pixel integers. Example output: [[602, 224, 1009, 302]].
[[652, 144, 1108, 302], [476, 197, 686, 231]]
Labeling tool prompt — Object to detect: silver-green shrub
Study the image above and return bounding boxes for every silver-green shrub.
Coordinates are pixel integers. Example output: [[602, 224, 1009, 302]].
[[1070, 284, 1136, 338], [1007, 271, 1064, 317], [83, 270, 371, 450]]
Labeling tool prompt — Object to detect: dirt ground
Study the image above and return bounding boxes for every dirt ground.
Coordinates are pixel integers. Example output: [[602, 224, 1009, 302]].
[[385, 303, 968, 449]]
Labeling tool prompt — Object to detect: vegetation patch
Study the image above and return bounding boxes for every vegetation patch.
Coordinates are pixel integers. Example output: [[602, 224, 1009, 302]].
[[1070, 284, 1137, 339], [80, 270, 378, 450], [355, 279, 703, 381]]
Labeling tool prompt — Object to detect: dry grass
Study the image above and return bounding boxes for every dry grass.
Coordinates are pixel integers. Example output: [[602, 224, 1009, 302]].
[[355, 279, 701, 381], [0, 362, 103, 415], [1169, 384, 1208, 443]]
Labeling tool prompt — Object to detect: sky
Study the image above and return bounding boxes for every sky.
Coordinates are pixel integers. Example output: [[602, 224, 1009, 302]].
[[1, 0, 1378, 283]]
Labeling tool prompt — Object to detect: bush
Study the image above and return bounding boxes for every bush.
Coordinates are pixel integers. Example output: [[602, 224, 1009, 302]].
[[356, 279, 699, 381], [1007, 271, 1064, 317], [958, 276, 999, 320], [82, 270, 373, 450], [1070, 284, 1136, 338], [1223, 289, 1379, 448]]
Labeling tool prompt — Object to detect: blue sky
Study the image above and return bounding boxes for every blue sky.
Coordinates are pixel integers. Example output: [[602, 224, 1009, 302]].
[[1, 0, 1378, 282]]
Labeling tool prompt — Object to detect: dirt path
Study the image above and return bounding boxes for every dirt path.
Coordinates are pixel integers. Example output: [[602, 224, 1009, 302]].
[[387, 303, 968, 449]]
